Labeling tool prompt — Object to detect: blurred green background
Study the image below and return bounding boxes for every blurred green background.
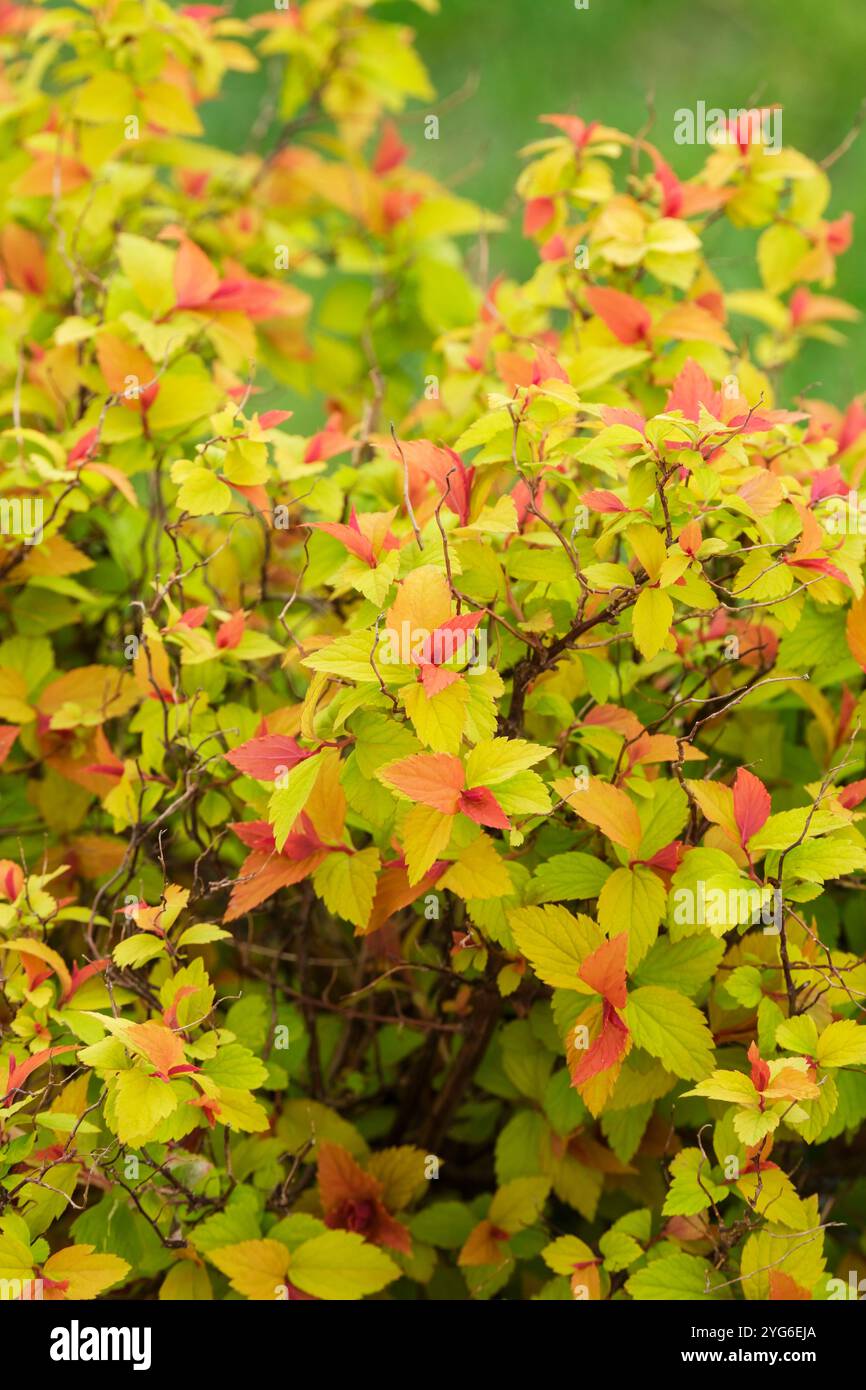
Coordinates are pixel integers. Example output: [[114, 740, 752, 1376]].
[[209, 0, 866, 407]]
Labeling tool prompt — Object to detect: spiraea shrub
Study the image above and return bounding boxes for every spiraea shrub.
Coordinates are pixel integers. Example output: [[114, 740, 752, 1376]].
[[1, 0, 866, 1303]]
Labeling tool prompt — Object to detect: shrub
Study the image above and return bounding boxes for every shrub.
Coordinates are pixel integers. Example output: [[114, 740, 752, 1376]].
[[1, 0, 865, 1304]]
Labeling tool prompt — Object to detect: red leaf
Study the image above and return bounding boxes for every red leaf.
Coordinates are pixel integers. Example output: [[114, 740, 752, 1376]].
[[571, 1004, 629, 1085], [583, 489, 628, 513], [2, 1045, 78, 1104], [419, 664, 462, 696], [61, 958, 109, 1003], [748, 1040, 771, 1094], [309, 521, 376, 567], [257, 410, 293, 430], [229, 820, 276, 851], [226, 736, 310, 782], [585, 285, 652, 345], [372, 120, 408, 175], [175, 605, 209, 629], [838, 778, 866, 810], [67, 428, 100, 466], [523, 197, 555, 236], [732, 767, 771, 845], [665, 359, 723, 422], [419, 611, 484, 667], [216, 611, 245, 649], [458, 786, 510, 830]]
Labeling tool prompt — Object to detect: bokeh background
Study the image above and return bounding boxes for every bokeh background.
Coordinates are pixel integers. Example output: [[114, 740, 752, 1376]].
[[208, 0, 866, 408]]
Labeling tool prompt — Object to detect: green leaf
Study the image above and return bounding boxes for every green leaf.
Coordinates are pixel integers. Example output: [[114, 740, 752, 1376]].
[[312, 846, 380, 929], [532, 852, 611, 903], [268, 753, 324, 851], [633, 934, 724, 996], [289, 1231, 399, 1300], [625, 986, 715, 1080], [626, 1252, 719, 1300]]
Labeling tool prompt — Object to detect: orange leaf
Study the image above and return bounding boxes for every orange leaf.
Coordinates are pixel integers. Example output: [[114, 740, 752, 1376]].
[[733, 767, 770, 845], [379, 753, 465, 813], [586, 285, 652, 345], [577, 934, 628, 1009], [558, 777, 643, 857]]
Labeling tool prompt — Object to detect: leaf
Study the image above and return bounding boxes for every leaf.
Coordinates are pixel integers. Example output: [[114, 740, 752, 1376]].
[[313, 847, 381, 929], [578, 933, 628, 1009], [42, 1245, 130, 1299], [159, 1262, 212, 1300], [402, 804, 454, 884], [401, 679, 468, 754], [0, 1232, 34, 1281], [597, 865, 665, 970], [488, 1176, 551, 1233], [739, 1221, 825, 1301], [557, 778, 643, 856], [733, 767, 771, 844], [633, 935, 724, 996], [632, 588, 673, 660], [178, 923, 232, 947], [112, 933, 168, 968], [662, 1149, 728, 1217], [846, 592, 866, 671], [226, 735, 310, 782], [111, 1069, 180, 1144], [532, 852, 612, 902], [625, 986, 715, 1080], [816, 1019, 866, 1068], [377, 752, 464, 811], [268, 753, 324, 852], [210, 1238, 290, 1300], [0, 938, 71, 999], [626, 1252, 718, 1300], [464, 738, 552, 787], [201, 1043, 268, 1090], [440, 832, 512, 899], [510, 905, 604, 990], [289, 1231, 399, 1300]]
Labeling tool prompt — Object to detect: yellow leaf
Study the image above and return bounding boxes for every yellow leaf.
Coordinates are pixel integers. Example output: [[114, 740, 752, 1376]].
[[816, 1019, 866, 1068], [386, 565, 451, 636], [111, 1068, 180, 1145], [402, 803, 454, 884], [510, 905, 604, 990], [632, 588, 673, 660], [401, 679, 468, 753], [441, 831, 512, 899], [626, 525, 666, 582], [313, 847, 380, 929], [159, 1261, 213, 1300], [209, 1239, 290, 1300], [556, 777, 643, 856], [489, 1176, 551, 1233], [38, 665, 140, 729], [367, 1147, 428, 1210], [289, 1231, 399, 1300], [42, 1245, 130, 1300], [0, 938, 71, 999]]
